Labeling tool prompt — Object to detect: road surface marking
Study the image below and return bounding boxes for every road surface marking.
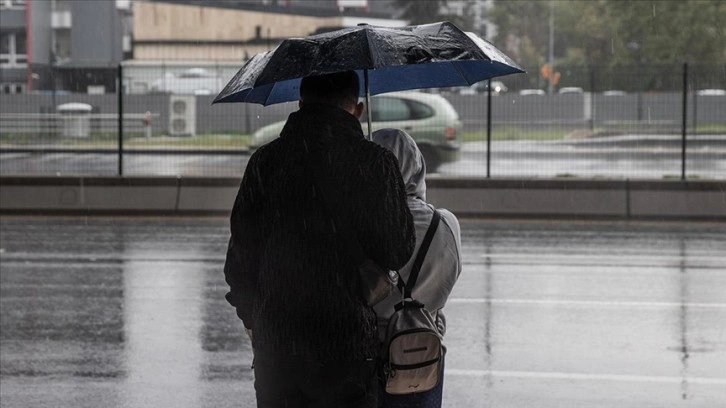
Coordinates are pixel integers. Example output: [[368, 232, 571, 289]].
[[478, 252, 726, 266], [449, 298, 726, 309], [446, 369, 726, 385]]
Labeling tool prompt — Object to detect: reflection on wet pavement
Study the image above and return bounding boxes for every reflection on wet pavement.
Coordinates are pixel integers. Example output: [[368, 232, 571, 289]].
[[0, 218, 257, 407], [1, 217, 724, 408]]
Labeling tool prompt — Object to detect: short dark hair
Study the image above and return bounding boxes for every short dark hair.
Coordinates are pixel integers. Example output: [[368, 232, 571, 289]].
[[300, 71, 360, 109]]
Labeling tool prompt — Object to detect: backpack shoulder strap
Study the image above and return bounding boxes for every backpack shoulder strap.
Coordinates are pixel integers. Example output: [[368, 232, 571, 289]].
[[398, 209, 441, 299]]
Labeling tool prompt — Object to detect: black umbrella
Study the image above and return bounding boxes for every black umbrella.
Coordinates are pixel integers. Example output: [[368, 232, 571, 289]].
[[214, 21, 522, 104], [213, 21, 524, 133]]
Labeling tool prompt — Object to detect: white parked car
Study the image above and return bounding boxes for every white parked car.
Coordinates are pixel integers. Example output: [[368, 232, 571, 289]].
[[696, 89, 726, 96], [149, 68, 223, 95], [558, 87, 584, 94], [602, 90, 628, 96], [519, 89, 546, 96]]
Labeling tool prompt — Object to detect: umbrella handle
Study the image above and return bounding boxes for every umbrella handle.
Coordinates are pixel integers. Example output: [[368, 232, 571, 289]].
[[364, 69, 372, 140]]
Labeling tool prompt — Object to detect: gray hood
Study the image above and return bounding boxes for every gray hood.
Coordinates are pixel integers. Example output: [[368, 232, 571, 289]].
[[371, 128, 427, 201], [371, 128, 461, 342]]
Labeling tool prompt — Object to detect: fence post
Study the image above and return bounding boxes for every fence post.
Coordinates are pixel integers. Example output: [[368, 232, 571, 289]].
[[589, 68, 595, 131], [486, 78, 492, 178], [244, 103, 250, 135], [680, 62, 688, 181], [692, 75, 698, 136], [118, 63, 124, 176]]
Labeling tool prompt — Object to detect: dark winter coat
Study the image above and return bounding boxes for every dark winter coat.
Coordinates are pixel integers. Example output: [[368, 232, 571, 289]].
[[224, 103, 415, 361]]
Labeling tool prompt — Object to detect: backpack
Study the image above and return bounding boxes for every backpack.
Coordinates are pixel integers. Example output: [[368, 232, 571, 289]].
[[382, 209, 443, 395]]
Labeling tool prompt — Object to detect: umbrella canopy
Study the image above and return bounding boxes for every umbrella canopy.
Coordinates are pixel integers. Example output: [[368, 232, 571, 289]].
[[212, 21, 524, 106]]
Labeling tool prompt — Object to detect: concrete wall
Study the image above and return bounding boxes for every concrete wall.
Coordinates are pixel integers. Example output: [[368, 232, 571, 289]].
[[29, 0, 53, 65], [2, 177, 724, 220], [70, 0, 123, 65]]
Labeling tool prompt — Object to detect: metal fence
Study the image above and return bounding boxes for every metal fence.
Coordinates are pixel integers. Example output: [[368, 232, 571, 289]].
[[1, 62, 724, 179]]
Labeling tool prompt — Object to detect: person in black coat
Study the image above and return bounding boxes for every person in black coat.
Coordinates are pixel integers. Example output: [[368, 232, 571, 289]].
[[224, 70, 415, 408]]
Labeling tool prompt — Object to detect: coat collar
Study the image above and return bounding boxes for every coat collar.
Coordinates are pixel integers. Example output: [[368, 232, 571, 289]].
[[280, 103, 365, 144]]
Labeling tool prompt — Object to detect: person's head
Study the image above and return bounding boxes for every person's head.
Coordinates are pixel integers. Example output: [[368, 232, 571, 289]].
[[371, 128, 427, 201], [299, 71, 365, 118]]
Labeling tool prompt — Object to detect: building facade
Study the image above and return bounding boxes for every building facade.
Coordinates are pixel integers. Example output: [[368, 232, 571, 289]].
[[1, 0, 405, 95], [0, 0, 131, 94], [126, 0, 404, 94], [133, 0, 403, 61], [0, 0, 29, 93]]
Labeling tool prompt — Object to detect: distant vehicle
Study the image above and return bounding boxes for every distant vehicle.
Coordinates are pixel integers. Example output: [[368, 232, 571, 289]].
[[456, 80, 508, 95], [488, 80, 509, 94], [696, 89, 726, 96], [602, 90, 628, 96], [519, 89, 546, 96], [149, 68, 223, 95], [558, 87, 584, 94], [249, 91, 462, 171], [456, 86, 477, 95]]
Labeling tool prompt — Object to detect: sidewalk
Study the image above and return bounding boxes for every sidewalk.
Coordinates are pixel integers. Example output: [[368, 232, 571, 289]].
[[1, 216, 724, 408]]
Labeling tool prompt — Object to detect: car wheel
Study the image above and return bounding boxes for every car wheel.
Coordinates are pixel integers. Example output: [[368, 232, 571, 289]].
[[418, 144, 441, 173]]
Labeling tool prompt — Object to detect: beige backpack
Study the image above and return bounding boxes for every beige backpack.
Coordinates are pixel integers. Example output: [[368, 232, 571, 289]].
[[382, 210, 443, 394]]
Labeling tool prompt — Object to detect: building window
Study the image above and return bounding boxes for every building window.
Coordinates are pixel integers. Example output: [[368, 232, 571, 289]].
[[55, 29, 72, 61], [0, 83, 25, 94], [1, 31, 28, 67], [1, 0, 26, 9], [15, 31, 26, 53]]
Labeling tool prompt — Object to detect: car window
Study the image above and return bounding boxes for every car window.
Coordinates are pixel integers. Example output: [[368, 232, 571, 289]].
[[371, 97, 434, 122], [407, 100, 434, 119], [372, 97, 410, 121]]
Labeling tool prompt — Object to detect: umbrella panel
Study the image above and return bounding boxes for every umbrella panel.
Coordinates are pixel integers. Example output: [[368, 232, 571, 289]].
[[216, 60, 521, 105], [213, 22, 524, 106]]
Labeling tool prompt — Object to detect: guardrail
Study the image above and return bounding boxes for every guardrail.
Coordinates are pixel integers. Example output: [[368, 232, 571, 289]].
[[0, 112, 160, 137]]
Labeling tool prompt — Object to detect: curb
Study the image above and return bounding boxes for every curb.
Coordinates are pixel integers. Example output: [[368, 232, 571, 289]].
[[1, 176, 724, 220]]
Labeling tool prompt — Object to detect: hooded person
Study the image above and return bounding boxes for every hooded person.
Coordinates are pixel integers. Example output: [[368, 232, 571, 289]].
[[371, 128, 462, 408], [224, 72, 415, 408]]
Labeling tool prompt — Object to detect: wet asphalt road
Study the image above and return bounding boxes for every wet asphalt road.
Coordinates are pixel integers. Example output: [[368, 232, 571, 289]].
[[2, 136, 725, 179], [1, 217, 725, 408]]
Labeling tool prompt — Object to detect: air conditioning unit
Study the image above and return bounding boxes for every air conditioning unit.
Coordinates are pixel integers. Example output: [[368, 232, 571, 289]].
[[168, 95, 196, 136]]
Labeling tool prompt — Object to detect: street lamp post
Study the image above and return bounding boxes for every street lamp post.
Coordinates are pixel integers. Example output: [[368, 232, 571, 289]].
[[547, 0, 554, 95]]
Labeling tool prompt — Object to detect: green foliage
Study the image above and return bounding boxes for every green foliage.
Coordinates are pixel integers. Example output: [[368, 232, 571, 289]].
[[393, 1, 488, 37], [556, 0, 726, 66], [489, 1, 551, 65], [489, 0, 726, 90], [394, 0, 449, 24], [462, 126, 569, 142]]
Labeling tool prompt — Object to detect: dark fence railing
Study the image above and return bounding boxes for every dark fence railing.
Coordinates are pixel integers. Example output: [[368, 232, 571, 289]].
[[1, 62, 724, 179]]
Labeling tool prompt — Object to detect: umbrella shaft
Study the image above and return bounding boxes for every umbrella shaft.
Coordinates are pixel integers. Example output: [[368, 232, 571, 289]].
[[365, 69, 372, 140]]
